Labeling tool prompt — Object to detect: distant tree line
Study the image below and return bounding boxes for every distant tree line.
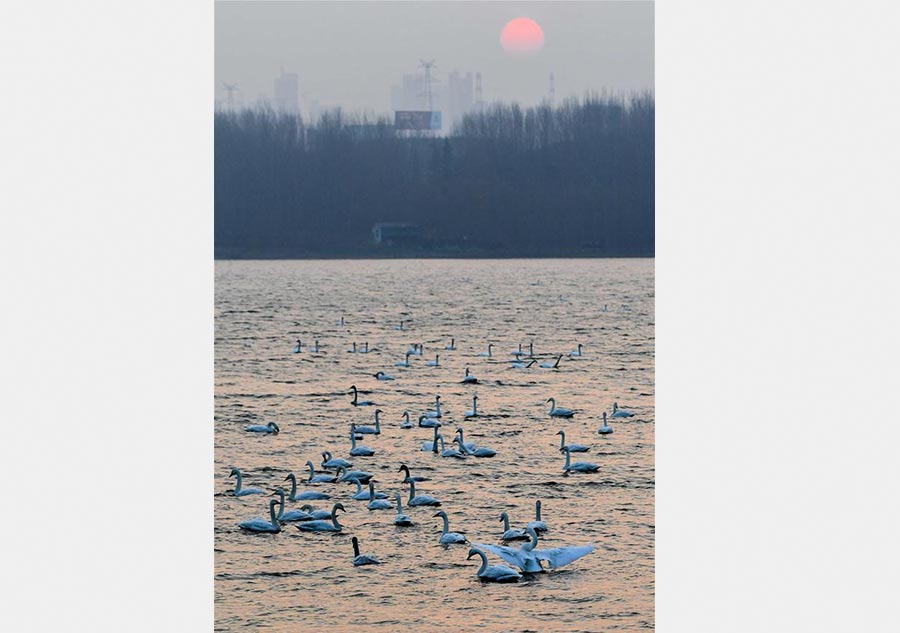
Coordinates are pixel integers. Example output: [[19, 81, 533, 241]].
[[215, 93, 654, 258]]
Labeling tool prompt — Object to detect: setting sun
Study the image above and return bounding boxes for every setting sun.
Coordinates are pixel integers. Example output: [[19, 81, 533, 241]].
[[500, 17, 545, 54]]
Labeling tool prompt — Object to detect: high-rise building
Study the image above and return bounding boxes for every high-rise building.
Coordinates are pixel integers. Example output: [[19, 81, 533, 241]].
[[273, 70, 300, 113], [447, 70, 474, 130]]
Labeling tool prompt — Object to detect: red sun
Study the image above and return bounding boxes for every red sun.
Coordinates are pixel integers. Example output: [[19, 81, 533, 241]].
[[500, 17, 545, 54]]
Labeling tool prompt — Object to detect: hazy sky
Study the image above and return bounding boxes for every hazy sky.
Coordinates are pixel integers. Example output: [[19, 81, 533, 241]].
[[215, 1, 653, 112]]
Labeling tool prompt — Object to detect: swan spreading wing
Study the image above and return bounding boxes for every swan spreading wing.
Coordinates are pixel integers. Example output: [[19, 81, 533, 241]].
[[533, 544, 595, 568]]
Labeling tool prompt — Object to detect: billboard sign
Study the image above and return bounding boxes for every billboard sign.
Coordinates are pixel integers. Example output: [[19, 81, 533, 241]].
[[394, 110, 442, 130]]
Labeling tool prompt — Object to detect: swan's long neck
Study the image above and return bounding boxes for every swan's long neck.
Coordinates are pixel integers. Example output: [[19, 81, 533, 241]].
[[554, 356, 561, 368], [269, 499, 279, 527], [536, 501, 543, 521], [352, 539, 360, 557], [559, 432, 566, 450], [564, 450, 572, 469], [548, 398, 556, 413], [375, 410, 381, 425], [438, 435, 446, 452], [502, 513, 510, 531], [287, 474, 297, 499], [523, 528, 539, 551], [440, 513, 450, 534], [331, 507, 342, 527], [408, 481, 416, 501], [233, 470, 243, 493], [355, 480, 363, 495], [472, 398, 477, 414], [306, 462, 316, 481], [474, 550, 488, 574], [395, 494, 403, 513], [275, 491, 286, 519], [403, 412, 410, 424], [350, 431, 357, 449]]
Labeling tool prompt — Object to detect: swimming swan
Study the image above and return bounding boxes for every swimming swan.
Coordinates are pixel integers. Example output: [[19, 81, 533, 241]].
[[568, 343, 583, 357], [348, 425, 375, 456], [374, 371, 395, 381], [367, 482, 393, 510], [510, 343, 524, 357], [475, 527, 594, 573], [540, 355, 563, 369], [421, 425, 442, 451], [298, 504, 332, 520], [547, 398, 575, 418], [349, 385, 374, 407], [434, 510, 467, 544], [296, 503, 346, 532], [511, 359, 537, 369], [284, 473, 330, 501], [444, 338, 456, 351], [271, 489, 315, 522], [418, 414, 440, 429], [292, 339, 302, 353], [527, 500, 549, 533], [562, 447, 599, 473], [465, 395, 480, 418], [322, 451, 353, 470], [467, 547, 522, 582], [306, 460, 337, 484], [398, 464, 430, 483], [354, 410, 382, 435], [335, 465, 373, 484], [400, 411, 413, 429], [436, 434, 467, 459], [597, 411, 614, 435], [461, 367, 478, 384], [500, 511, 529, 541], [477, 343, 494, 357], [611, 402, 634, 418], [393, 493, 413, 526], [244, 421, 280, 434], [556, 430, 590, 453], [407, 480, 441, 506], [396, 351, 413, 367], [455, 428, 496, 457], [351, 536, 382, 566], [426, 354, 440, 367], [229, 468, 264, 497], [425, 395, 442, 419], [238, 498, 281, 533], [351, 479, 387, 500]]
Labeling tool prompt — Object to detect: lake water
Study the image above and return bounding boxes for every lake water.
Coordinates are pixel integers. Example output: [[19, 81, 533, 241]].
[[215, 259, 654, 631]]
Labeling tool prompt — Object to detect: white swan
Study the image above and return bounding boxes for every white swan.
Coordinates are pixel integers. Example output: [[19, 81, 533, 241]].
[[305, 460, 337, 484], [373, 371, 395, 381], [347, 342, 357, 353], [349, 385, 374, 407], [298, 504, 331, 520], [393, 493, 413, 526], [229, 468, 264, 497], [425, 395, 442, 419], [444, 338, 456, 351], [556, 430, 590, 453], [455, 427, 477, 452], [500, 511, 529, 541], [238, 498, 281, 533], [244, 421, 280, 434], [351, 479, 387, 500], [547, 397, 575, 418], [311, 340, 320, 353], [354, 410, 382, 435], [292, 339, 302, 354], [568, 343, 583, 357], [426, 354, 440, 367], [540, 355, 563, 369], [527, 500, 549, 533], [563, 447, 599, 473], [597, 411, 614, 435], [271, 489, 315, 522], [348, 425, 375, 456], [418, 414, 440, 429], [399, 411, 413, 429], [511, 359, 536, 369], [611, 402, 635, 418], [455, 434, 496, 458], [421, 424, 442, 451], [359, 341, 370, 354], [436, 434, 467, 459], [524, 342, 535, 358], [467, 547, 522, 582], [407, 480, 441, 506], [335, 465, 373, 484], [284, 473, 330, 501], [475, 527, 594, 573], [398, 464, 430, 483], [409, 343, 423, 356], [477, 343, 493, 357], [367, 482, 393, 510], [351, 536, 382, 566], [461, 367, 478, 384], [434, 510, 467, 544], [321, 451, 352, 471], [396, 351, 413, 367], [296, 503, 346, 532], [465, 395, 479, 418], [510, 343, 524, 357], [395, 320, 405, 331]]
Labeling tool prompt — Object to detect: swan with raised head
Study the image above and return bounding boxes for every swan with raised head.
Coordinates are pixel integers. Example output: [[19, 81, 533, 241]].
[[540, 355, 563, 369], [500, 511, 528, 541], [444, 338, 456, 351], [359, 341, 370, 354], [475, 526, 595, 573], [426, 354, 440, 367], [393, 493, 413, 526], [399, 411, 413, 429], [367, 482, 393, 510], [611, 402, 635, 418], [293, 339, 302, 353], [420, 424, 442, 451], [568, 343, 583, 357], [464, 395, 479, 418], [396, 351, 413, 367], [510, 343, 524, 357], [524, 341, 535, 358], [335, 465, 373, 484], [547, 398, 575, 418], [349, 385, 374, 407], [425, 395, 442, 418], [477, 343, 494, 357], [563, 447, 599, 473], [511, 359, 537, 369], [467, 548, 522, 583], [271, 489, 315, 522], [347, 342, 357, 353], [229, 468, 264, 497], [527, 500, 549, 533], [351, 479, 387, 500], [351, 536, 382, 566], [238, 498, 281, 533], [461, 367, 478, 384], [296, 503, 346, 532], [396, 320, 405, 331], [435, 434, 466, 459], [305, 461, 337, 484], [244, 421, 280, 434], [373, 371, 395, 381], [321, 451, 352, 471], [434, 510, 467, 544], [454, 427, 477, 452], [312, 340, 320, 353], [407, 480, 441, 506], [597, 411, 614, 435], [354, 410, 382, 435], [348, 425, 375, 456], [398, 464, 430, 483], [284, 473, 330, 501], [455, 435, 496, 458], [556, 430, 590, 453]]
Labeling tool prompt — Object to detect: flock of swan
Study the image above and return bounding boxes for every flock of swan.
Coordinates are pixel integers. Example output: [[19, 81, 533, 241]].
[[226, 323, 638, 583]]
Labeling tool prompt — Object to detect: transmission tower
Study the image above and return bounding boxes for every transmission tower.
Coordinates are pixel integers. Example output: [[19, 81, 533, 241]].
[[222, 82, 238, 110], [419, 59, 436, 111], [549, 72, 556, 106]]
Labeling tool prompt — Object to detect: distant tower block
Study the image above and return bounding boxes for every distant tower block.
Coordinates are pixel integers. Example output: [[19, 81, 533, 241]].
[[549, 72, 556, 106], [475, 72, 484, 111]]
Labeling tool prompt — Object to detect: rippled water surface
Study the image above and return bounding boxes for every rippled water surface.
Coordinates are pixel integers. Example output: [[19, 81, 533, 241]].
[[215, 259, 654, 631]]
